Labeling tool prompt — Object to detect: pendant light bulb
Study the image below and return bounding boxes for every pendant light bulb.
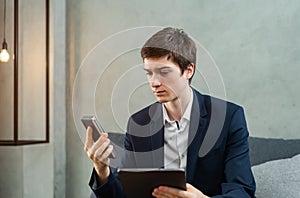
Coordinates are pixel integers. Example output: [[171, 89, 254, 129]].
[[0, 40, 10, 62]]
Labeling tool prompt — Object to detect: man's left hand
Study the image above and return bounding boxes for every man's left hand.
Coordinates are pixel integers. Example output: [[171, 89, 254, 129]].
[[152, 183, 209, 198]]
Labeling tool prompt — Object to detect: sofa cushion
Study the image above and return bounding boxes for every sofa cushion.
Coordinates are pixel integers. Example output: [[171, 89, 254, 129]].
[[252, 154, 300, 198]]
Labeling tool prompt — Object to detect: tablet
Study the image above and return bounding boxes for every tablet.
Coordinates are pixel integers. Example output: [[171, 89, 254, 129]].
[[118, 168, 186, 198]]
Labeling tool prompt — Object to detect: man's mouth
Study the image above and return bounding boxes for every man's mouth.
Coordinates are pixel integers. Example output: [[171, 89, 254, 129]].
[[153, 90, 166, 96]]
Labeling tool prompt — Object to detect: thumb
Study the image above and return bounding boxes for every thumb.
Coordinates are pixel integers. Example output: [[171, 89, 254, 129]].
[[84, 127, 94, 151]]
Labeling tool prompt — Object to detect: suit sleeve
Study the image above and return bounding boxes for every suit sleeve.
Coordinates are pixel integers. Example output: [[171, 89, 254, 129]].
[[213, 107, 256, 198], [88, 167, 125, 198]]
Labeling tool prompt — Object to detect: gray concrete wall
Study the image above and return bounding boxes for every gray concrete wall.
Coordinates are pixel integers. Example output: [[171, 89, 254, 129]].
[[0, 1, 299, 198], [67, 0, 300, 139], [0, 147, 23, 197], [66, 0, 300, 197], [0, 145, 54, 198]]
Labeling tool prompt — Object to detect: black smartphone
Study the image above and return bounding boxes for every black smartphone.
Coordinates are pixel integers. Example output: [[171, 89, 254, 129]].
[[81, 115, 116, 158]]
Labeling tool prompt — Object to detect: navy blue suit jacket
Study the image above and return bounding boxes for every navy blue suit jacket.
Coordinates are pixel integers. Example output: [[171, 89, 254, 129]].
[[89, 89, 256, 197]]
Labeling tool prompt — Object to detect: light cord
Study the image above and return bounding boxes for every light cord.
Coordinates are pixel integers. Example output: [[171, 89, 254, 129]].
[[3, 0, 6, 40]]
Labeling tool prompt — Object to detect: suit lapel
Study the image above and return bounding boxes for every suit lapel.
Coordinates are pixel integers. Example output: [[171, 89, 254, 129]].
[[186, 90, 209, 182]]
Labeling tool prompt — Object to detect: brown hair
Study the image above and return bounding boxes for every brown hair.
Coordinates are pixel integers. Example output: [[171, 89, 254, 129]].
[[141, 27, 197, 83]]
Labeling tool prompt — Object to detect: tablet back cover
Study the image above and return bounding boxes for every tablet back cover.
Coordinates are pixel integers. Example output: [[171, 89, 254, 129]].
[[118, 168, 186, 198]]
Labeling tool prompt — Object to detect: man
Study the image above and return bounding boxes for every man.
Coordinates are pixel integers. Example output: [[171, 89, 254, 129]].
[[84, 27, 256, 197]]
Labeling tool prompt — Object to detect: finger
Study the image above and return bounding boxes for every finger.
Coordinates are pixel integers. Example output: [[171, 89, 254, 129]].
[[84, 127, 94, 152], [157, 186, 187, 197], [94, 132, 109, 145], [186, 183, 193, 190], [93, 132, 109, 149], [152, 189, 168, 198], [89, 133, 109, 155], [186, 183, 205, 196], [96, 145, 113, 166], [93, 139, 111, 161], [152, 187, 174, 198], [159, 186, 179, 194], [101, 145, 113, 160], [102, 132, 109, 138]]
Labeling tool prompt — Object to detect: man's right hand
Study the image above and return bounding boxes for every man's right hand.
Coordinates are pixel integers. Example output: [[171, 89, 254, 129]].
[[84, 127, 114, 184]]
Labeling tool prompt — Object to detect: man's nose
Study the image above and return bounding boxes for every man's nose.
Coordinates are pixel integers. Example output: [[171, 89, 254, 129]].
[[149, 75, 161, 87], [150, 80, 161, 87]]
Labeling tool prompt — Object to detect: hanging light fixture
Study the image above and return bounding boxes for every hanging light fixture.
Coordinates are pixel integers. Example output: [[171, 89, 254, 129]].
[[0, 0, 10, 62]]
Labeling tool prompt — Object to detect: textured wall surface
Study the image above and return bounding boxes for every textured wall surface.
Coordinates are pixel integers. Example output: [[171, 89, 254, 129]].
[[66, 1, 300, 197], [67, 0, 300, 139], [0, 1, 299, 198]]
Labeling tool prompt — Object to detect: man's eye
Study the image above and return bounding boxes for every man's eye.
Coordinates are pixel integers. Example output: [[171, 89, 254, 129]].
[[159, 71, 169, 76]]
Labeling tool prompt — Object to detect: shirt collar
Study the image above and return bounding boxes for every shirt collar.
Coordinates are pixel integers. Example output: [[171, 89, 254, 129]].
[[162, 88, 194, 124]]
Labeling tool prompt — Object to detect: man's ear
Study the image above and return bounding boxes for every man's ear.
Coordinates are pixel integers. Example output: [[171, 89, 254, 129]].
[[185, 63, 195, 80]]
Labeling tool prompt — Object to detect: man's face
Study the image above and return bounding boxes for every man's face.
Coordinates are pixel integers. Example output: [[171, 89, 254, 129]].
[[143, 56, 191, 103]]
